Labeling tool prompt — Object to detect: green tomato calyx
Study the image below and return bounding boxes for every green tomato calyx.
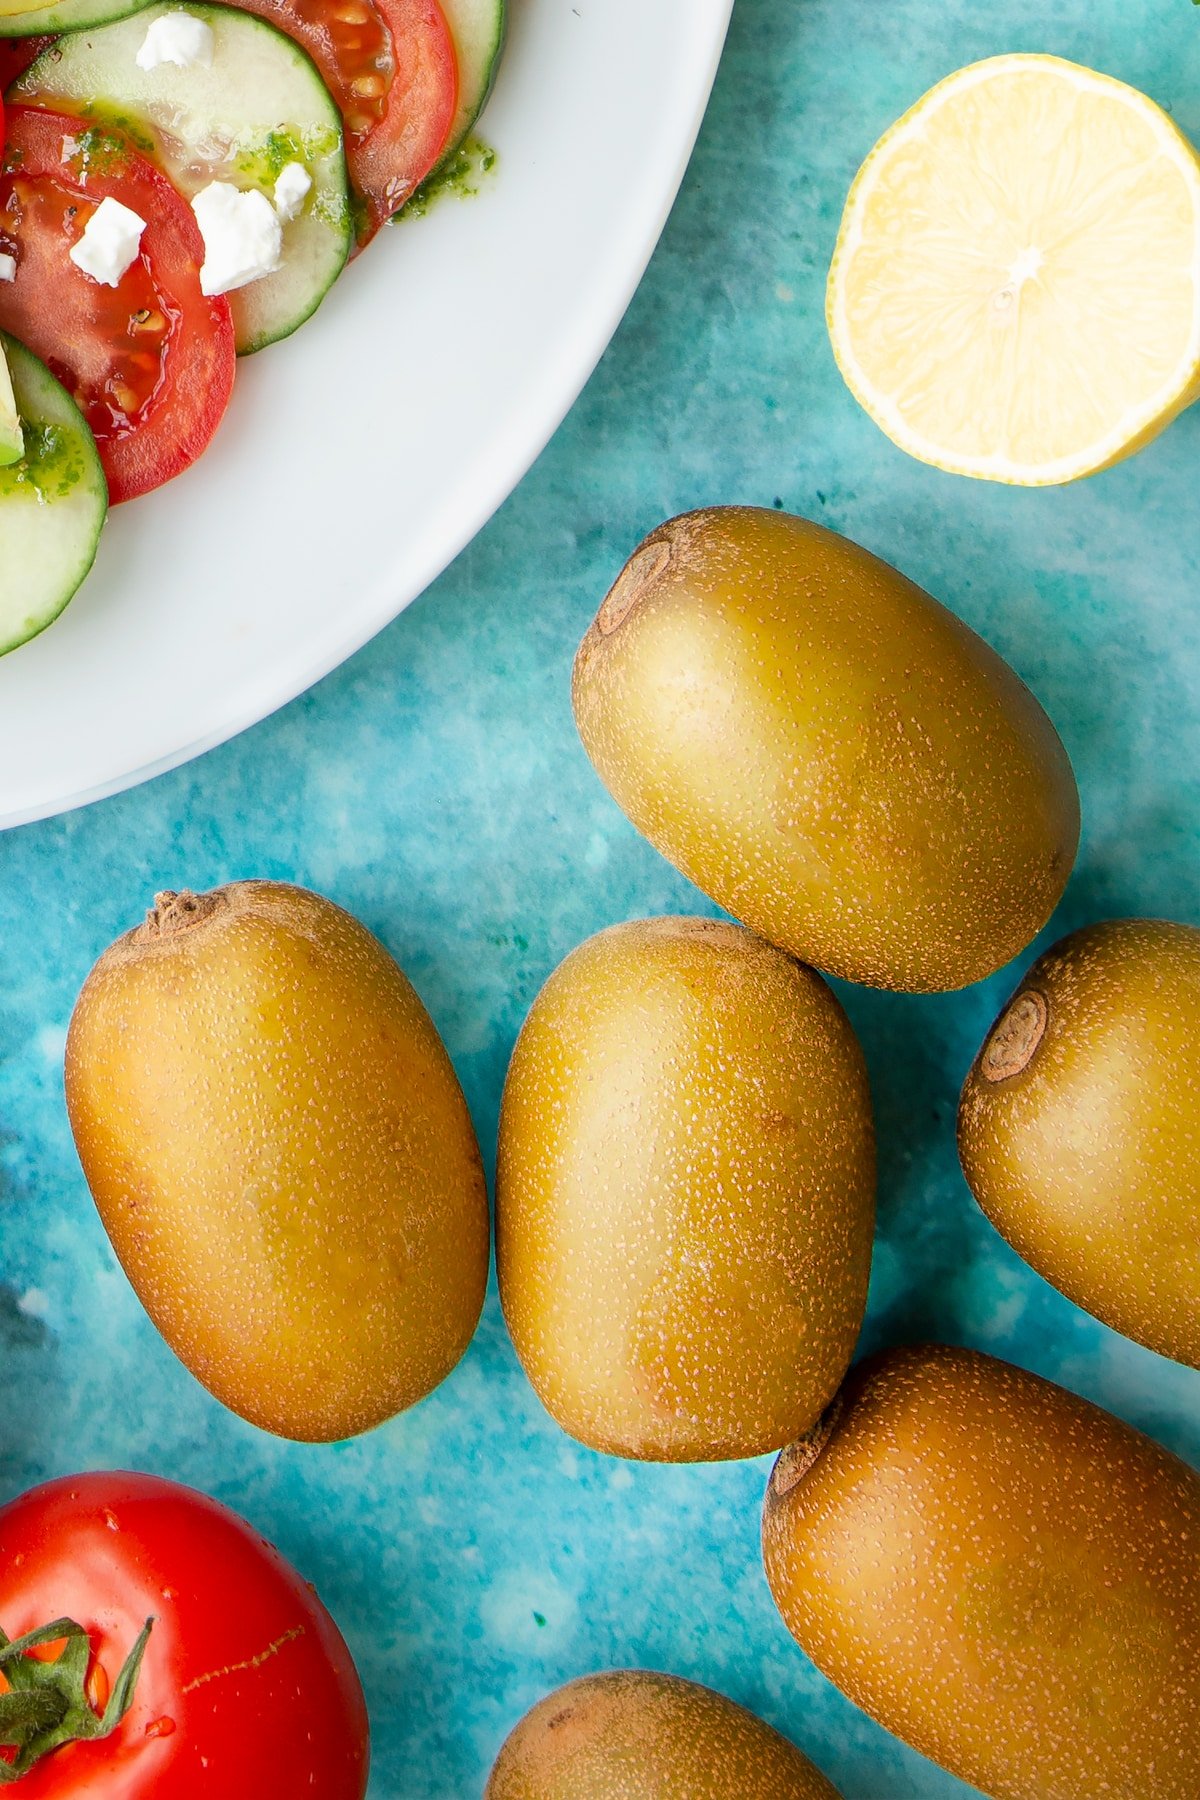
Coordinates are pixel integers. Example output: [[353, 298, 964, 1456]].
[[0, 1616, 153, 1781]]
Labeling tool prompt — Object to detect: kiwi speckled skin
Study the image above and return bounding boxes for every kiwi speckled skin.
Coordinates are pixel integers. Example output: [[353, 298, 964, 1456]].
[[485, 1670, 842, 1799], [959, 918, 1200, 1367], [65, 881, 489, 1443], [763, 1343, 1200, 1800], [573, 507, 1080, 993], [496, 917, 875, 1462]]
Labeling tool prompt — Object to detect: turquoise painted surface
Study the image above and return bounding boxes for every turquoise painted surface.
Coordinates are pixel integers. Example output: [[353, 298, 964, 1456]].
[[2, 1, 1200, 1794]]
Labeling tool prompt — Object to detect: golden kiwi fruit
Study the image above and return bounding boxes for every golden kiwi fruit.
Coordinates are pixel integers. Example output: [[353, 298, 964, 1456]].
[[485, 1670, 841, 1799], [763, 1342, 1200, 1800], [959, 918, 1200, 1366], [65, 881, 489, 1442], [495, 916, 875, 1461], [573, 507, 1079, 993]]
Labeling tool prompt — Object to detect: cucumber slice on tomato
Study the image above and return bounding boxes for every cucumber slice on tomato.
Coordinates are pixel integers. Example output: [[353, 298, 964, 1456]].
[[0, 332, 107, 655], [437, 0, 503, 167], [0, 105, 235, 502], [222, 0, 457, 245], [0, 340, 22, 464], [0, 0, 148, 42], [16, 4, 352, 352]]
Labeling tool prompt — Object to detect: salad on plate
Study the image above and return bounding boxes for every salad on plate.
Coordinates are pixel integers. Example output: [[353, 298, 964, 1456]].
[[0, 0, 505, 654]]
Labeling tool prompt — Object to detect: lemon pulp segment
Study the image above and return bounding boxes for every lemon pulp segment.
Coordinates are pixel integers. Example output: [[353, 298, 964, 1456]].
[[828, 56, 1200, 485]]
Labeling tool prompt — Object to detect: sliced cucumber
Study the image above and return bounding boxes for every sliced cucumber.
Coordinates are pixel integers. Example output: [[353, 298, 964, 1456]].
[[438, 0, 505, 167], [0, 341, 22, 465], [0, 0, 151, 42], [0, 333, 107, 656], [16, 3, 352, 353]]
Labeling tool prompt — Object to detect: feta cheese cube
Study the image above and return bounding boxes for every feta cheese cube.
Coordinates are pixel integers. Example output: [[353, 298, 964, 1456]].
[[273, 162, 312, 223], [136, 10, 215, 70], [69, 197, 147, 288], [0, 253, 15, 283], [192, 181, 283, 296]]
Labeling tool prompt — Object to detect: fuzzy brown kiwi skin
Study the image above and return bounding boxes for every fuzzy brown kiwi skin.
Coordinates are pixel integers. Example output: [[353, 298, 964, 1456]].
[[495, 916, 876, 1463], [65, 880, 490, 1443], [573, 506, 1080, 994], [958, 918, 1200, 1368], [763, 1343, 1200, 1800], [485, 1670, 842, 1799]]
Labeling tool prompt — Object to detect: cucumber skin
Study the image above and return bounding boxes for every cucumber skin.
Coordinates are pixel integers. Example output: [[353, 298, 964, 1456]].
[[434, 0, 505, 175], [0, 0, 151, 40], [469, 0, 505, 137], [0, 333, 107, 658], [0, 343, 21, 465], [467, 0, 506, 127]]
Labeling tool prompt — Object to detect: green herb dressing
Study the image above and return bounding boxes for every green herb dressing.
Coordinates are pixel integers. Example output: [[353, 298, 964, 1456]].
[[399, 136, 497, 222], [0, 421, 87, 505]]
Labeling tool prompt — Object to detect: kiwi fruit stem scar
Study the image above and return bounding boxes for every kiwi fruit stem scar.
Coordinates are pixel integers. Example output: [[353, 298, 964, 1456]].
[[143, 889, 226, 936], [597, 540, 672, 635], [771, 1395, 844, 1498], [981, 990, 1048, 1082]]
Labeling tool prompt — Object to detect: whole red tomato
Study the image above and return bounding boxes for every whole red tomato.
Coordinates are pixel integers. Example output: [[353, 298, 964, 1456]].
[[0, 1473, 369, 1796]]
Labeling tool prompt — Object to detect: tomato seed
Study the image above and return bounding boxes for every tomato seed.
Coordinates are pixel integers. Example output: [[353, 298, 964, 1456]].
[[86, 1662, 110, 1712]]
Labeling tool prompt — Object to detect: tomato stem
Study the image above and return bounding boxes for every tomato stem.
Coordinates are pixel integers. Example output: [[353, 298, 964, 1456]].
[[0, 1691, 67, 1739], [0, 1617, 153, 1782]]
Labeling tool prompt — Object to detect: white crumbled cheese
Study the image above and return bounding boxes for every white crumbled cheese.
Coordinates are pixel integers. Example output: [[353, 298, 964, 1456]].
[[135, 10, 214, 69], [273, 161, 312, 222], [0, 253, 15, 283], [192, 181, 283, 296], [69, 196, 147, 288]]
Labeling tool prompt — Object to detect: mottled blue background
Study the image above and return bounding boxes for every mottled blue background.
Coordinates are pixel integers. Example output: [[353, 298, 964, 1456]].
[[3, 1, 1200, 1795]]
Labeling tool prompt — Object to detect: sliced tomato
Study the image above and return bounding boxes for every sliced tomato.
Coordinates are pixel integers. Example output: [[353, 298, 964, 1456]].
[[229, 0, 457, 243], [0, 106, 234, 502], [0, 34, 52, 89]]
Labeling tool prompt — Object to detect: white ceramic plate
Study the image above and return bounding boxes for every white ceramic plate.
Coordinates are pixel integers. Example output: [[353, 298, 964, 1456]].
[[1, 0, 732, 828]]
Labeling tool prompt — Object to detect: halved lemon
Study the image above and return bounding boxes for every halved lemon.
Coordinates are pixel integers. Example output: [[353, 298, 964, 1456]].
[[828, 55, 1200, 485]]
